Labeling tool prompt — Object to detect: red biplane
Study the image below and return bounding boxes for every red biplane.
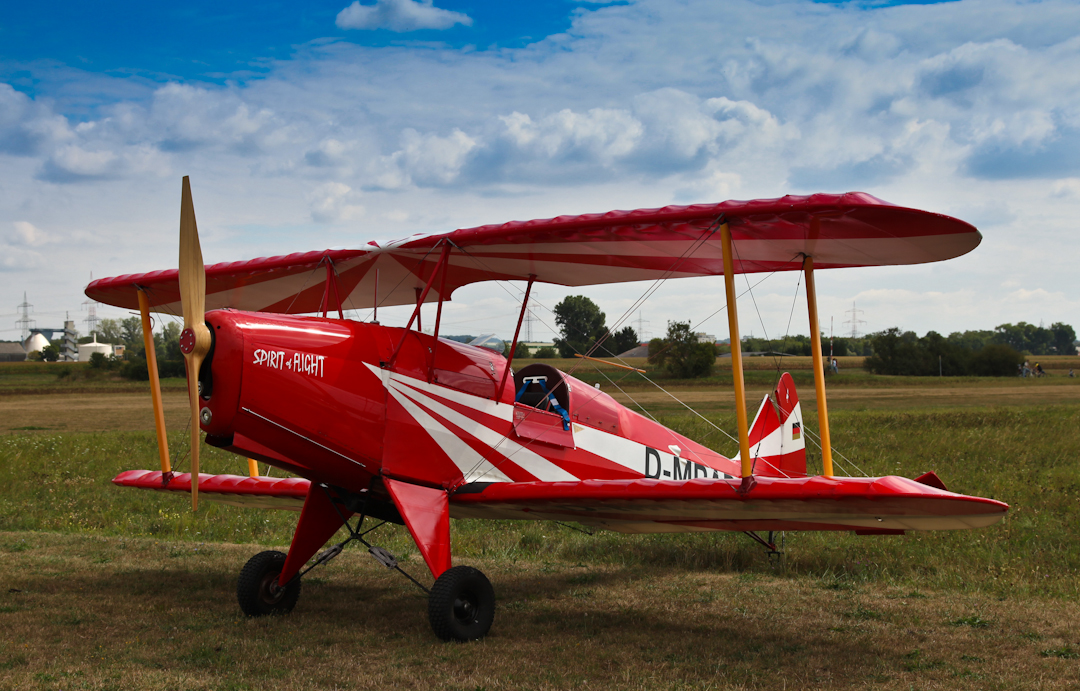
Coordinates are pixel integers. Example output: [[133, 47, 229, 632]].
[[85, 179, 1007, 641]]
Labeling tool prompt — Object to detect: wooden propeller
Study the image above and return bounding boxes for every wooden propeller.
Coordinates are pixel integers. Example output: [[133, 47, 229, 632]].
[[177, 176, 212, 510]]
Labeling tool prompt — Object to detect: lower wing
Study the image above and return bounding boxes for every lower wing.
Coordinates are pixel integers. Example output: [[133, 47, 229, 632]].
[[448, 475, 1008, 534], [113, 470, 309, 511], [113, 470, 1008, 535]]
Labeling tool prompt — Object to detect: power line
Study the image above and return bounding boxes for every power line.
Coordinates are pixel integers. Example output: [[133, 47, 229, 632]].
[[522, 294, 536, 342], [843, 301, 866, 339], [15, 292, 34, 342], [633, 310, 650, 341], [82, 298, 100, 336]]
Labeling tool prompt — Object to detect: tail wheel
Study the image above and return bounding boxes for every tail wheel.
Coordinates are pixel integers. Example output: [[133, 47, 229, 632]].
[[428, 566, 495, 642], [237, 550, 301, 617]]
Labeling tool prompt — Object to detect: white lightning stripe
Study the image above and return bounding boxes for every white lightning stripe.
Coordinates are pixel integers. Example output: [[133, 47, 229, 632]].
[[392, 367, 511, 422], [573, 424, 735, 477], [388, 378, 578, 482], [384, 383, 513, 484], [571, 424, 650, 474]]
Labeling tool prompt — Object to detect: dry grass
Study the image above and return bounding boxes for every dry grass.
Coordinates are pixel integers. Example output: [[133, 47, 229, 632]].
[[2, 531, 1079, 691], [3, 366, 1080, 688]]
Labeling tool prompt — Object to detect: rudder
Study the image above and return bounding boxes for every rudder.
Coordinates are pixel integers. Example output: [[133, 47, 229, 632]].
[[737, 372, 807, 477]]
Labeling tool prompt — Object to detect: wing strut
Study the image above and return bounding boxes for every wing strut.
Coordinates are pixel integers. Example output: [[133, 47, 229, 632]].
[[319, 259, 344, 320], [137, 288, 171, 475], [498, 274, 536, 398], [389, 243, 451, 369], [720, 222, 752, 479], [803, 255, 834, 477], [426, 246, 456, 382]]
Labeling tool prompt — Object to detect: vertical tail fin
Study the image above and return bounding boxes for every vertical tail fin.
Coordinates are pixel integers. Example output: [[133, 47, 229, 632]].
[[734, 372, 807, 478]]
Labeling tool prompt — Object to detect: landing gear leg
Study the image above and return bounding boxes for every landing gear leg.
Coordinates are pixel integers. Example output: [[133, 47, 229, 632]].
[[428, 566, 495, 642], [743, 530, 785, 569]]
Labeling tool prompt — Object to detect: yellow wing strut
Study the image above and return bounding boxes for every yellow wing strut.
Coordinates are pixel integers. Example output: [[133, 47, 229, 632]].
[[720, 223, 752, 478], [803, 255, 834, 477], [137, 289, 171, 475]]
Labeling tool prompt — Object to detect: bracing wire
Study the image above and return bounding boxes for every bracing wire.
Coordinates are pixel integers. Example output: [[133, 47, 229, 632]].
[[449, 225, 749, 484]]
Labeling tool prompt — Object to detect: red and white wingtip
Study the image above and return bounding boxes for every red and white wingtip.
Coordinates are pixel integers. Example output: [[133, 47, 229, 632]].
[[734, 372, 807, 478]]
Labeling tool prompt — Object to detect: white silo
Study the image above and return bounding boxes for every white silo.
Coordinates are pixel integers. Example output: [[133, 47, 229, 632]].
[[78, 333, 114, 362], [23, 332, 51, 360]]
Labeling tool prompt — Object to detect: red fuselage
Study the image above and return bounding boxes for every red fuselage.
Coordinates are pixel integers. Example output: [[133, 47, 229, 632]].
[[198, 310, 738, 498]]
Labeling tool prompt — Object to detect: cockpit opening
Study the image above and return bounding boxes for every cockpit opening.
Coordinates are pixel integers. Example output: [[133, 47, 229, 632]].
[[513, 363, 572, 430]]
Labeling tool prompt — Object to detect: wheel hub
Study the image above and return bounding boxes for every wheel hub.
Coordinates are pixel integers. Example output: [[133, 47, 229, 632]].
[[259, 571, 285, 606], [453, 592, 477, 623]]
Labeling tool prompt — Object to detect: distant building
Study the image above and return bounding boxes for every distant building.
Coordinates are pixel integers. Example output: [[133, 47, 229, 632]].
[[23, 332, 50, 360], [78, 333, 123, 361], [617, 343, 650, 358], [0, 342, 26, 363], [21, 322, 79, 361], [61, 320, 78, 361], [521, 341, 555, 355], [694, 332, 717, 344]]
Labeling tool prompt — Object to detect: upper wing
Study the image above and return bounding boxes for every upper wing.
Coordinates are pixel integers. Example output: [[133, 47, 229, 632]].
[[85, 192, 980, 314], [113, 470, 309, 511], [448, 474, 1008, 534]]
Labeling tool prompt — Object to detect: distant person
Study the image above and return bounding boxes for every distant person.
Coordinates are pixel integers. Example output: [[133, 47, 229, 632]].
[[1036, 363, 1045, 377], [832, 358, 839, 374], [1069, 369, 1075, 378]]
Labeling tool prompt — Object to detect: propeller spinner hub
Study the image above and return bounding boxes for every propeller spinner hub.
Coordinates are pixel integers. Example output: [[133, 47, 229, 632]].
[[179, 327, 196, 355]]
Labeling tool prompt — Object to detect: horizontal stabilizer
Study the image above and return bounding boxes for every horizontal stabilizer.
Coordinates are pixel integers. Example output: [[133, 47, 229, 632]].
[[113, 470, 309, 511]]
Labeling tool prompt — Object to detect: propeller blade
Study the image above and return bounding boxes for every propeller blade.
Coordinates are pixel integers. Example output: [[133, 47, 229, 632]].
[[177, 176, 212, 511], [178, 177, 206, 327], [187, 352, 204, 510]]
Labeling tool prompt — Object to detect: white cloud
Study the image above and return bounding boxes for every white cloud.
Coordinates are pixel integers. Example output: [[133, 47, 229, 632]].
[[336, 0, 472, 32], [9, 221, 47, 246], [0, 84, 73, 156], [5, 0, 1080, 335], [0, 222, 49, 272], [1050, 178, 1080, 197], [372, 128, 478, 189], [308, 182, 366, 223], [147, 84, 284, 154], [0, 246, 45, 272], [498, 108, 643, 165]]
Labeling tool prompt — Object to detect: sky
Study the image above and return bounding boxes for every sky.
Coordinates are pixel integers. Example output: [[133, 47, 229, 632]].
[[2, 0, 1079, 345]]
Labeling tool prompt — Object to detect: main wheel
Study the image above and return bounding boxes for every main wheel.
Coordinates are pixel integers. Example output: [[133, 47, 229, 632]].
[[428, 566, 495, 642], [237, 550, 301, 617]]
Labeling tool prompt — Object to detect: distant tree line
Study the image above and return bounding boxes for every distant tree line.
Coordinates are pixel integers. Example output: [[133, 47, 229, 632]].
[[90, 319, 189, 380], [738, 335, 873, 357], [63, 309, 1075, 383], [863, 330, 1013, 377], [947, 322, 1076, 356]]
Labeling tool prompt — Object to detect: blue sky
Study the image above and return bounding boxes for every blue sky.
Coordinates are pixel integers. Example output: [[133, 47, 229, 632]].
[[1, 2, 576, 90], [2, 0, 1078, 342]]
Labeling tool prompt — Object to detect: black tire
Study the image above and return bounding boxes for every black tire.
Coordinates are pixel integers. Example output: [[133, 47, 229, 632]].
[[427, 566, 495, 642], [237, 550, 301, 617]]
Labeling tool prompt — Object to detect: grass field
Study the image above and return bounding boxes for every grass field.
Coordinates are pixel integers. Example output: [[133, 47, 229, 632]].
[[2, 360, 1080, 689]]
